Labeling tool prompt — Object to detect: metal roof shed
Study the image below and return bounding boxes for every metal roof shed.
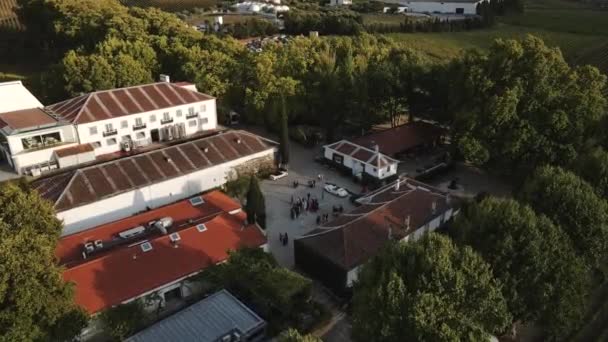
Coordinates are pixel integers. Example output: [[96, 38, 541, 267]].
[[126, 290, 266, 342]]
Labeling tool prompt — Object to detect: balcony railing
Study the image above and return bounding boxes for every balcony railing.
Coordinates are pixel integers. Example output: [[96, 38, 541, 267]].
[[161, 118, 174, 125], [103, 129, 118, 137], [185, 112, 198, 119], [133, 124, 147, 131]]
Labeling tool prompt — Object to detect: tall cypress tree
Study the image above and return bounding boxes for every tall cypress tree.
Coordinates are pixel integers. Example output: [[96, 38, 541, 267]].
[[279, 94, 290, 167], [245, 176, 266, 228]]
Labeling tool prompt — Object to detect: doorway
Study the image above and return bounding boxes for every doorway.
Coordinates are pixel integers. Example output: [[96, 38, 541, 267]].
[[150, 129, 160, 143]]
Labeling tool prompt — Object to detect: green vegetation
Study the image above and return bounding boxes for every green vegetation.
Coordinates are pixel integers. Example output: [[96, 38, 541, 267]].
[[352, 233, 511, 341], [200, 248, 315, 334], [384, 0, 608, 75], [0, 182, 88, 341], [451, 36, 606, 178], [99, 300, 146, 341], [278, 328, 322, 342], [245, 175, 266, 228], [453, 198, 590, 338], [519, 166, 608, 271]]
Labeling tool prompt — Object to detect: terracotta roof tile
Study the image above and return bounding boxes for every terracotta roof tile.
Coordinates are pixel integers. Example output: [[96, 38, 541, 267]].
[[296, 177, 454, 270], [59, 191, 266, 314], [350, 121, 443, 156], [0, 108, 58, 131], [55, 144, 94, 158], [31, 131, 276, 212], [46, 82, 214, 124]]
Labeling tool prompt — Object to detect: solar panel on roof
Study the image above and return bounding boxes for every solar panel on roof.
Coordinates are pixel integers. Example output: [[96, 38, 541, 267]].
[[189, 196, 204, 206]]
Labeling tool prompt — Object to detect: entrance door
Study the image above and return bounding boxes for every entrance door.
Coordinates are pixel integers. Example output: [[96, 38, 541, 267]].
[[455, 7, 464, 14], [163, 287, 182, 302], [150, 129, 160, 142]]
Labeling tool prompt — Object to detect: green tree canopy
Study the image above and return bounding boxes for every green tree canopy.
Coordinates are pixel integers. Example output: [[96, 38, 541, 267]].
[[452, 35, 607, 177], [352, 233, 511, 342], [277, 328, 322, 342], [519, 165, 608, 270], [452, 197, 590, 338], [574, 147, 608, 199], [245, 175, 266, 228], [0, 182, 87, 341]]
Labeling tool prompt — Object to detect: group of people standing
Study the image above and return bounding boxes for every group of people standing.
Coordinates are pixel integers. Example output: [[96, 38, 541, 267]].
[[290, 193, 320, 219]]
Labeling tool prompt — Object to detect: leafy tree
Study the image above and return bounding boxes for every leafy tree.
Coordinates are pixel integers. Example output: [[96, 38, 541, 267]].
[[574, 147, 608, 199], [279, 94, 290, 166], [452, 36, 607, 177], [245, 176, 266, 228], [452, 197, 590, 338], [519, 165, 608, 270], [0, 182, 87, 341], [278, 328, 322, 342], [201, 248, 312, 319], [352, 233, 511, 342], [99, 300, 145, 341]]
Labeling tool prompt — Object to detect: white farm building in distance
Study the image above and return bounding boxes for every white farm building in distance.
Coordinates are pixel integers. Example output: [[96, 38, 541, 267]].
[[388, 0, 484, 14]]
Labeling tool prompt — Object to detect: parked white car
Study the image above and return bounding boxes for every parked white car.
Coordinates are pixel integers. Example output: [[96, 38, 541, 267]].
[[324, 184, 349, 197], [270, 169, 288, 180]]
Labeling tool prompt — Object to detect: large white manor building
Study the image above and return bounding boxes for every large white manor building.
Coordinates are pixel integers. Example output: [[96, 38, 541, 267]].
[[0, 79, 217, 175]]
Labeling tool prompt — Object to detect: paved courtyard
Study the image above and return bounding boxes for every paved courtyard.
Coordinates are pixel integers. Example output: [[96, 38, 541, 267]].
[[260, 141, 359, 269]]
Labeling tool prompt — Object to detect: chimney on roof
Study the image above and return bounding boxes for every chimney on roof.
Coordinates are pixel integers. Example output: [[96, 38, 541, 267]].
[[159, 74, 170, 83], [431, 201, 437, 214], [236, 138, 242, 144], [388, 226, 392, 240], [374, 144, 379, 153], [395, 178, 401, 191], [446, 193, 451, 205]]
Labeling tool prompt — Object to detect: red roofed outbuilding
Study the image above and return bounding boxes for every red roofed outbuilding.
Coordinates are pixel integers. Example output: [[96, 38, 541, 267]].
[[58, 191, 266, 315]]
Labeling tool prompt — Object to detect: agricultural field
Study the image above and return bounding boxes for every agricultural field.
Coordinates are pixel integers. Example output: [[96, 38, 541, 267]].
[[384, 0, 608, 75]]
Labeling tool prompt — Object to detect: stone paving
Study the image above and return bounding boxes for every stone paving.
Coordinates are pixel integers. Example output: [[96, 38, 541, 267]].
[[260, 141, 359, 269]]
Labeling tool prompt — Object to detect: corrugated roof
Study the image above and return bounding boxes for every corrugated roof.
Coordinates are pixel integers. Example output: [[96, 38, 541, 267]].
[[31, 130, 276, 212], [60, 191, 266, 314], [296, 177, 454, 270], [45, 82, 214, 124], [126, 290, 266, 342], [325, 140, 399, 167]]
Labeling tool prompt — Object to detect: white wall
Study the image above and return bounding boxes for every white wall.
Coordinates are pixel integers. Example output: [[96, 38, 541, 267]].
[[76, 98, 217, 156], [56, 151, 96, 168], [59, 149, 274, 236], [346, 266, 360, 287], [324, 144, 398, 180], [405, 1, 480, 14]]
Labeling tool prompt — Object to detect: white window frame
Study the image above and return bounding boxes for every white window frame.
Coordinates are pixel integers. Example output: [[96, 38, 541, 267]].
[[89, 126, 98, 135]]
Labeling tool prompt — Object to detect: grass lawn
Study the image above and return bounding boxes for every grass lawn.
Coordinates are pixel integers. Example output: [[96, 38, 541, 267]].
[[381, 0, 608, 74]]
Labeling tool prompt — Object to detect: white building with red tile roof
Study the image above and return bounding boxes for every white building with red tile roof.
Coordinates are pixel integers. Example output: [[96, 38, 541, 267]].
[[0, 79, 219, 175], [323, 140, 399, 181], [57, 190, 267, 315], [32, 130, 277, 235]]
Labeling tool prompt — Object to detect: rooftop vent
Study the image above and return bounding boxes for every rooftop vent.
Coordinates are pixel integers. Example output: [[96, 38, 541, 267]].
[[94, 240, 103, 249], [152, 217, 173, 235], [196, 223, 207, 232], [84, 242, 95, 253], [236, 138, 242, 144], [140, 242, 153, 252], [165, 156, 172, 162], [159, 74, 170, 83], [189, 196, 205, 206], [119, 226, 146, 239], [169, 232, 181, 243], [201, 146, 209, 153], [431, 201, 437, 214]]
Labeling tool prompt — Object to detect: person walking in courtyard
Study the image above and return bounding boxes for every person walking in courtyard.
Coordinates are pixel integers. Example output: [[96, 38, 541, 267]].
[[284, 233, 289, 245]]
